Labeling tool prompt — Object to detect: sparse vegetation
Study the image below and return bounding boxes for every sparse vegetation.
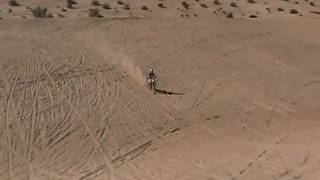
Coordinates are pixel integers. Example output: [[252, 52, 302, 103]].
[[181, 1, 190, 9], [102, 3, 111, 9], [309, 2, 316, 6], [158, 3, 166, 8], [214, 0, 221, 5], [117, 0, 125, 5], [89, 8, 102, 17], [226, 12, 233, 18], [278, 7, 284, 11], [47, 13, 53, 18], [142, 5, 149, 11], [249, 14, 257, 18], [31, 6, 50, 18], [290, 9, 298, 14], [310, 10, 320, 15], [247, 0, 257, 3], [266, 7, 271, 13], [67, 0, 77, 9], [200, 4, 208, 8], [9, 0, 19, 6], [230, 2, 238, 7], [91, 0, 100, 6], [124, 4, 130, 10]]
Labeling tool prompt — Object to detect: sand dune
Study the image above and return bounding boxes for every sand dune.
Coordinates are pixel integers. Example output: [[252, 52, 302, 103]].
[[0, 0, 320, 180]]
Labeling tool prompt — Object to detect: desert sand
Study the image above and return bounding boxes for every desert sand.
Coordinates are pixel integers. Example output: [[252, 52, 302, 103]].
[[0, 0, 320, 180]]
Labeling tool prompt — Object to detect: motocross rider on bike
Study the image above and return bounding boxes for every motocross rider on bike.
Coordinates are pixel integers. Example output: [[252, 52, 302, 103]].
[[147, 68, 157, 93]]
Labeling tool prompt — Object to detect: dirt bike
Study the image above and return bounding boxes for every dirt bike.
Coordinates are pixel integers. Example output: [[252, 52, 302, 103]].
[[147, 77, 156, 93]]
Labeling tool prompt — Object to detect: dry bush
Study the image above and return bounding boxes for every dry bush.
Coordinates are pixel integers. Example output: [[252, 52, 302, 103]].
[[89, 8, 102, 17], [278, 7, 284, 11], [181, 1, 190, 9], [9, 0, 20, 6], [230, 2, 238, 7], [91, 0, 100, 6], [102, 3, 111, 9], [247, 0, 257, 3], [290, 9, 298, 14], [310, 11, 320, 14], [226, 12, 233, 18], [214, 0, 221, 5], [117, 0, 125, 5], [31, 6, 50, 18], [142, 5, 149, 11], [67, 0, 77, 9], [158, 3, 166, 8], [309, 2, 316, 6], [124, 4, 130, 10], [266, 7, 271, 12], [200, 4, 208, 8], [249, 14, 257, 18], [47, 13, 53, 18]]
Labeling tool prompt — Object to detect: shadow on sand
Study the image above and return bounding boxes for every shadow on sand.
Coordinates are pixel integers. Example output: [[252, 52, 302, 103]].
[[155, 89, 184, 96]]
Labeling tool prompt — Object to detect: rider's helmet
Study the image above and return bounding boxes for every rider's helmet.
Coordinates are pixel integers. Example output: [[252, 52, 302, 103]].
[[149, 68, 153, 73]]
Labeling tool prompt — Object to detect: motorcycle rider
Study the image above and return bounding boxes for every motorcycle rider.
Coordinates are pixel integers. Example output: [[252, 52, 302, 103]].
[[148, 68, 156, 81], [147, 68, 157, 92]]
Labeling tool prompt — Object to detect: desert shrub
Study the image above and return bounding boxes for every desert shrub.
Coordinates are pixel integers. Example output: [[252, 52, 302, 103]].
[[214, 0, 221, 5], [230, 2, 238, 7], [47, 13, 53, 18], [91, 0, 100, 6], [266, 7, 271, 12], [142, 5, 149, 10], [249, 14, 257, 18], [181, 1, 190, 9], [247, 0, 257, 3], [226, 12, 233, 18], [278, 7, 284, 11], [31, 6, 50, 18], [200, 4, 208, 8], [9, 0, 19, 6], [309, 2, 316, 6], [158, 3, 166, 8], [290, 9, 298, 14], [117, 0, 124, 5], [124, 4, 130, 10], [102, 3, 111, 9], [310, 11, 320, 15], [89, 8, 102, 17], [67, 0, 77, 9]]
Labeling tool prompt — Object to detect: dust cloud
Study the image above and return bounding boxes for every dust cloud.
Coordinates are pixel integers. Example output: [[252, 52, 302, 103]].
[[112, 53, 146, 86], [78, 31, 146, 86]]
